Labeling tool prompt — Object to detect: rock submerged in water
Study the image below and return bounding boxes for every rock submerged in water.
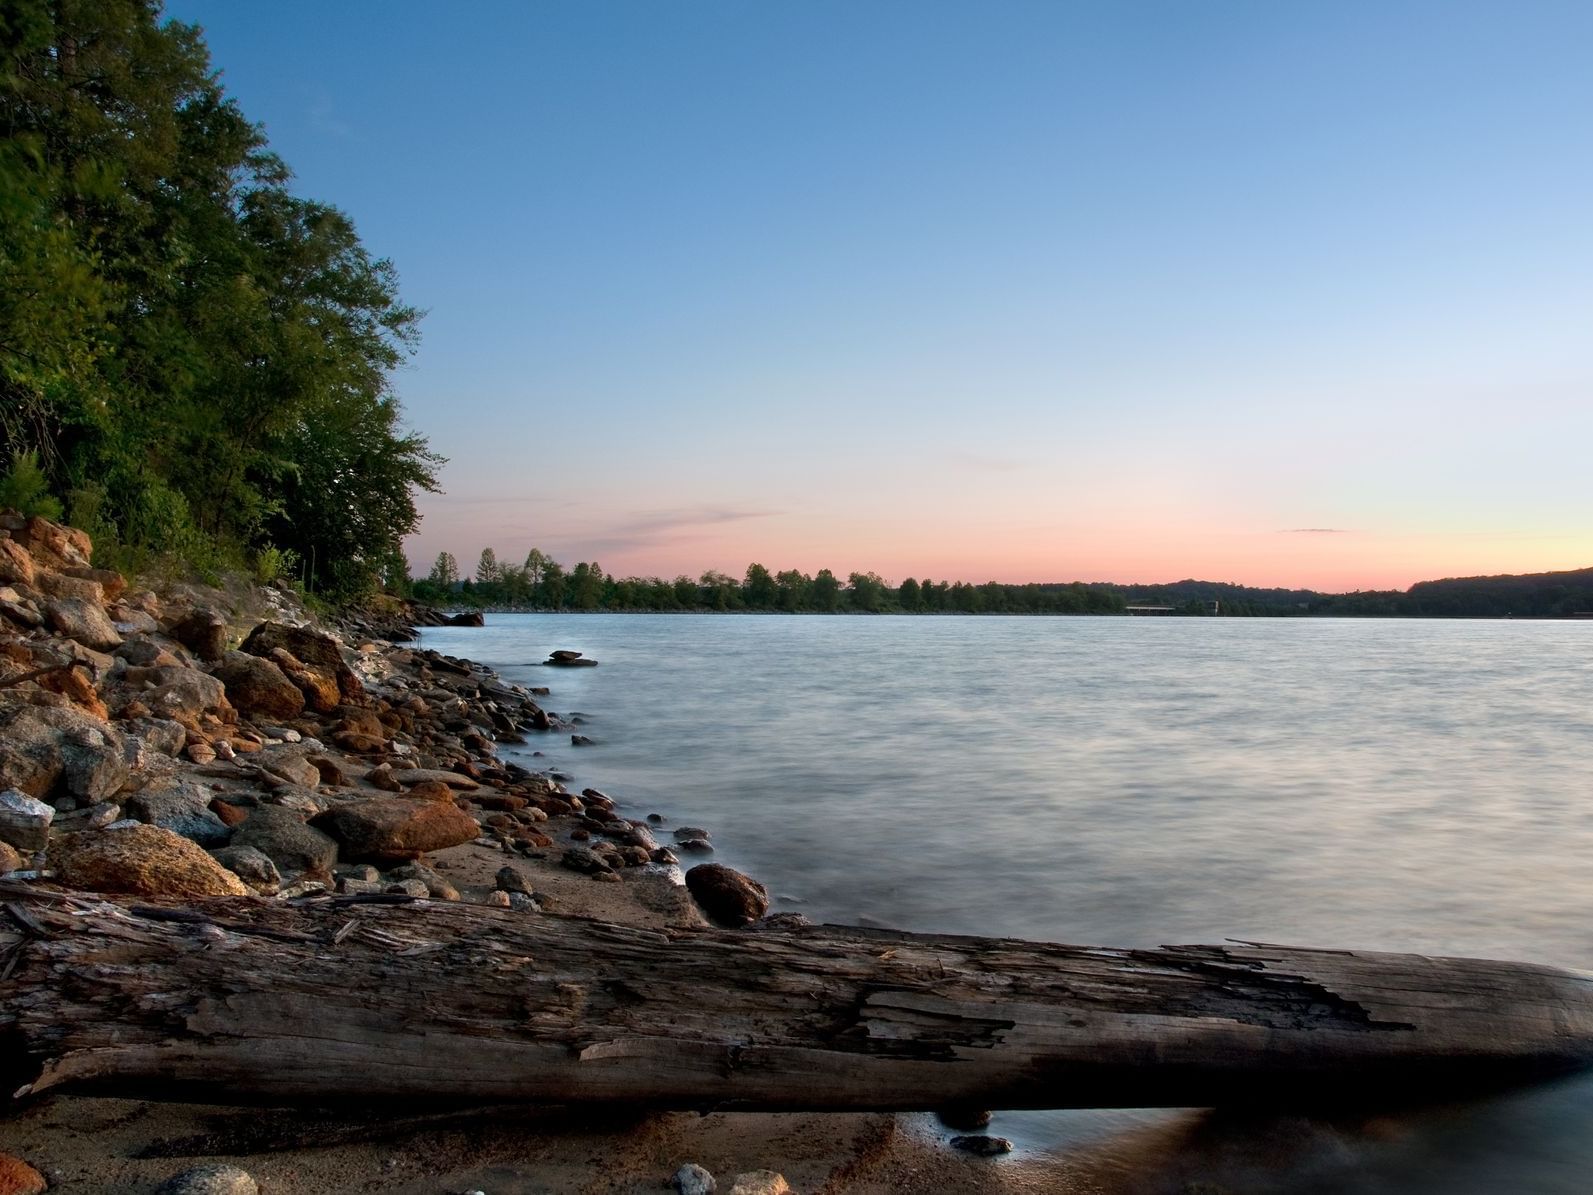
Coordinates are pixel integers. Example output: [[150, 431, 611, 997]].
[[950, 1134, 1013, 1156], [685, 863, 769, 927], [545, 649, 598, 667]]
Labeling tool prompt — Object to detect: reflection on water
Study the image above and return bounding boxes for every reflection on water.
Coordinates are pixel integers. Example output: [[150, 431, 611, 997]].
[[421, 614, 1593, 1193]]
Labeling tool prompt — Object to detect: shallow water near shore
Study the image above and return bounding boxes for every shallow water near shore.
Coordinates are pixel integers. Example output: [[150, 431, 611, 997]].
[[422, 613, 1593, 1193]]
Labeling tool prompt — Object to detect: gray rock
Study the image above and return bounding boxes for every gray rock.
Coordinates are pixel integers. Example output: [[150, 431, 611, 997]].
[[136, 665, 230, 721], [44, 595, 122, 650], [506, 891, 540, 912], [949, 1134, 1013, 1156], [260, 784, 327, 815], [210, 845, 282, 893], [383, 878, 430, 898], [495, 864, 534, 894], [0, 789, 54, 851], [674, 826, 712, 842], [124, 782, 231, 848], [602, 820, 658, 851], [672, 1162, 717, 1194], [0, 702, 130, 802], [155, 1163, 258, 1194], [129, 716, 188, 758], [171, 607, 228, 662], [339, 877, 383, 895], [257, 746, 322, 789], [230, 804, 338, 874], [387, 860, 459, 900], [335, 863, 381, 883]]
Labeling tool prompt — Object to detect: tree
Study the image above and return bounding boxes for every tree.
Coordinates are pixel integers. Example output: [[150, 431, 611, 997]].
[[847, 571, 888, 613], [0, 0, 440, 592], [774, 569, 810, 611], [743, 563, 775, 608], [539, 559, 566, 609], [898, 577, 921, 610], [476, 548, 499, 586], [811, 569, 841, 612], [428, 552, 459, 587]]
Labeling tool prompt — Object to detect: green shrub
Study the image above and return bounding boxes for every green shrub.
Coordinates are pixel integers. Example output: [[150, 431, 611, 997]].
[[0, 451, 63, 519]]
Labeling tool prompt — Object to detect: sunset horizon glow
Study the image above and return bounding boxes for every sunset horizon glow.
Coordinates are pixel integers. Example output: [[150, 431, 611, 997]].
[[170, 0, 1593, 592]]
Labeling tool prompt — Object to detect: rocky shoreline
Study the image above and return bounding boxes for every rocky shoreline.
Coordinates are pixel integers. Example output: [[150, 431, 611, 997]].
[[0, 511, 1046, 1194]]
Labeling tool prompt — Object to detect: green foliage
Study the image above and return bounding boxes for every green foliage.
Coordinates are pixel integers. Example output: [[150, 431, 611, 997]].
[[0, 450, 62, 518], [0, 0, 441, 598], [252, 545, 299, 586]]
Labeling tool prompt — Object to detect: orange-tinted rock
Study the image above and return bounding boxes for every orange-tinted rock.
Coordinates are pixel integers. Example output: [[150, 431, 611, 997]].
[[0, 1152, 47, 1195], [310, 797, 480, 862], [50, 825, 250, 898]]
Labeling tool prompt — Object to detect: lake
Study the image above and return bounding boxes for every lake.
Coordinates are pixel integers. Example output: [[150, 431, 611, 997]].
[[419, 613, 1593, 1193]]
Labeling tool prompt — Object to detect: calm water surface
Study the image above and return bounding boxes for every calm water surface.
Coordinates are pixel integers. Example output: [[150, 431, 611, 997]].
[[420, 614, 1593, 1193]]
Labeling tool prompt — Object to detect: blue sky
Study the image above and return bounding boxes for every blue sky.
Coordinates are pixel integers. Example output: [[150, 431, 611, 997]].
[[167, 0, 1593, 588]]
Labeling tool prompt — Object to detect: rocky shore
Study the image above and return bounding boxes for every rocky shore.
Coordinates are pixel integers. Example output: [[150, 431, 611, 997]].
[[0, 512, 1055, 1194]]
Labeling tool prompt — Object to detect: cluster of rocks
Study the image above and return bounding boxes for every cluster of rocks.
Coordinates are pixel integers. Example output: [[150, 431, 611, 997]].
[[0, 509, 771, 928]]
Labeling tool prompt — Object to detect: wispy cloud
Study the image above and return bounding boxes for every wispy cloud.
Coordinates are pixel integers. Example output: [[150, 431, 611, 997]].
[[558, 507, 781, 558], [1282, 527, 1352, 534]]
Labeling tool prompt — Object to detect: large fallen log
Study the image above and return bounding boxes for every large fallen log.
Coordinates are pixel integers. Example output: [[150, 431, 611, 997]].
[[5, 887, 1593, 1111]]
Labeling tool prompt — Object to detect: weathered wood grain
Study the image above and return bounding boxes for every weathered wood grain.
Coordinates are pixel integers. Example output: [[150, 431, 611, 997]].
[[5, 887, 1593, 1111]]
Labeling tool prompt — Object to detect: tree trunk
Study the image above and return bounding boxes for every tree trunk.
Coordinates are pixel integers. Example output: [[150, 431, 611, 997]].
[[5, 886, 1593, 1111]]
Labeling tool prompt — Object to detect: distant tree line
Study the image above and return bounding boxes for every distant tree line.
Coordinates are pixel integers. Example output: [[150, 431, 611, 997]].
[[411, 550, 1130, 614], [410, 551, 1593, 619]]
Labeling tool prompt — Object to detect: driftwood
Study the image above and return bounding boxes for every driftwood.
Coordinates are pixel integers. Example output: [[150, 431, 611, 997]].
[[4, 887, 1593, 1111]]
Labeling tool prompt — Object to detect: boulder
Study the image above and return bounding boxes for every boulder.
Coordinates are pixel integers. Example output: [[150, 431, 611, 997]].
[[310, 797, 480, 863], [50, 824, 250, 898], [117, 665, 231, 722], [170, 607, 228, 662], [685, 864, 769, 927], [38, 662, 108, 719], [0, 789, 53, 851], [0, 703, 130, 802], [0, 841, 25, 873], [34, 569, 103, 602], [64, 564, 126, 602], [128, 716, 189, 757], [44, 596, 122, 650], [229, 805, 338, 875], [210, 845, 282, 894], [212, 651, 305, 719], [123, 781, 232, 847], [0, 538, 36, 587], [256, 746, 322, 788], [239, 622, 362, 701], [14, 514, 92, 571]]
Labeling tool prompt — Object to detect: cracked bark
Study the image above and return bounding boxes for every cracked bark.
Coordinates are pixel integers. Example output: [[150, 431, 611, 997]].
[[4, 889, 1593, 1111]]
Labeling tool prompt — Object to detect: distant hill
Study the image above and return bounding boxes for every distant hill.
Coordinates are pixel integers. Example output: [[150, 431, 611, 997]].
[[1111, 567, 1593, 617], [1401, 566, 1593, 618]]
